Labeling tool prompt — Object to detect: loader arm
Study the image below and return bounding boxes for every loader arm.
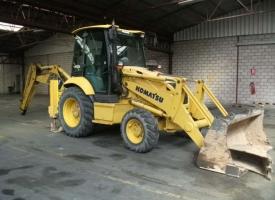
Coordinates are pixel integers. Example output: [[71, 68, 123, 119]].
[[122, 66, 228, 148], [20, 64, 70, 114]]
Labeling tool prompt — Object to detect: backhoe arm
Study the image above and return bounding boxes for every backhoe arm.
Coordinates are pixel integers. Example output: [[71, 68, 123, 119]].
[[20, 64, 70, 114]]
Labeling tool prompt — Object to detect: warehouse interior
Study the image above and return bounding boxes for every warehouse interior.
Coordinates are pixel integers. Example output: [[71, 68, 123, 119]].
[[0, 0, 275, 199]]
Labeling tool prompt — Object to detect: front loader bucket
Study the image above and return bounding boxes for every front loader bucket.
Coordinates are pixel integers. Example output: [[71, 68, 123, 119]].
[[197, 109, 273, 179]]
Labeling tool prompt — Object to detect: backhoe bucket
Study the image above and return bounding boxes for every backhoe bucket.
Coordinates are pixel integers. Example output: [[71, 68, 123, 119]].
[[197, 109, 273, 179]]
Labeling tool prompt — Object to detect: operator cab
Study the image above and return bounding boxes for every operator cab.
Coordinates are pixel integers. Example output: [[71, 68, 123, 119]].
[[71, 25, 145, 99]]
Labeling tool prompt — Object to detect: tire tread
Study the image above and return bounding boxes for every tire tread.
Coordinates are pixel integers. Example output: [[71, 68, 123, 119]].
[[121, 108, 159, 153], [59, 87, 93, 137]]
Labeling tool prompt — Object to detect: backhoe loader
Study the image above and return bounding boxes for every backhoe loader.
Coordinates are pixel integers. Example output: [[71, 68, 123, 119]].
[[20, 24, 272, 179]]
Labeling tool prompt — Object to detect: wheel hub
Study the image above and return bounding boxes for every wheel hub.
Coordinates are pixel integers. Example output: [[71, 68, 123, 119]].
[[63, 98, 81, 128], [72, 106, 80, 118], [126, 118, 144, 144]]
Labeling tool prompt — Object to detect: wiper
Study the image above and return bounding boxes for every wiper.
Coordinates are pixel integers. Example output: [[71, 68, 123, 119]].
[[75, 35, 94, 64]]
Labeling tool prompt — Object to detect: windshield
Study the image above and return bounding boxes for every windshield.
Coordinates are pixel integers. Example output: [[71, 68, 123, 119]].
[[116, 33, 145, 67]]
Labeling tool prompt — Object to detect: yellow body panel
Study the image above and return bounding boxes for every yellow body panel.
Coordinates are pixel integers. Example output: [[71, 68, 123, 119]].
[[64, 77, 95, 95], [93, 100, 133, 125], [157, 119, 181, 133]]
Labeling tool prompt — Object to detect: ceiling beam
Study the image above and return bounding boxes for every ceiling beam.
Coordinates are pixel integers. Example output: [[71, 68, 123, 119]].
[[207, 0, 227, 16], [0, 1, 76, 33], [13, 0, 102, 25], [143, 3, 200, 29], [9, 0, 170, 39]]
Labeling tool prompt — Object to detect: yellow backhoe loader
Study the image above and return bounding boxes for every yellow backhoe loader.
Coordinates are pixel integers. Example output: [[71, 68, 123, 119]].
[[20, 24, 272, 179]]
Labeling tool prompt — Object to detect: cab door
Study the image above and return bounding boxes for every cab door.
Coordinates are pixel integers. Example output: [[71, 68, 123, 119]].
[[72, 29, 108, 93]]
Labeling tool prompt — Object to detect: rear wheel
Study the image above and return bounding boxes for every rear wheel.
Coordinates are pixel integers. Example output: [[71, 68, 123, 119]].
[[121, 109, 159, 153], [59, 87, 93, 137]]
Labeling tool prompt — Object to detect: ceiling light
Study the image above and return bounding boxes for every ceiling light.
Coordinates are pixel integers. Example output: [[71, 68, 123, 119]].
[[0, 22, 23, 32]]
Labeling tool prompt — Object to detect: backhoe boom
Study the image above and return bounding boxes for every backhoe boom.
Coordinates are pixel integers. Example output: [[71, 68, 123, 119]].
[[20, 64, 70, 114]]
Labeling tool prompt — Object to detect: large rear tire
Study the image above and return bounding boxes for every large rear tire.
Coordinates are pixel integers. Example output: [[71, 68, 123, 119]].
[[121, 108, 159, 153], [59, 87, 93, 137]]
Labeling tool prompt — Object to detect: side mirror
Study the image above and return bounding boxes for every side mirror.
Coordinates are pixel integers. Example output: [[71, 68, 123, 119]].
[[146, 60, 162, 71]]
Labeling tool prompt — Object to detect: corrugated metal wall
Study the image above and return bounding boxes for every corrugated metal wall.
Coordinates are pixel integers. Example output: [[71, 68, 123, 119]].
[[174, 0, 275, 41]]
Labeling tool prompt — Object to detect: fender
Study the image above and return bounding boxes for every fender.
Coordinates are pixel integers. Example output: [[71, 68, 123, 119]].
[[64, 77, 95, 95]]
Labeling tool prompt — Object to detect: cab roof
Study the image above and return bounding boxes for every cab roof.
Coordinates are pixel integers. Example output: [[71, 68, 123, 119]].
[[72, 24, 144, 35]]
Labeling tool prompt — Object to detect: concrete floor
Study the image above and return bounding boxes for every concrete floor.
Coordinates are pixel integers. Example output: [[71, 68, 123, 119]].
[[0, 95, 274, 200]]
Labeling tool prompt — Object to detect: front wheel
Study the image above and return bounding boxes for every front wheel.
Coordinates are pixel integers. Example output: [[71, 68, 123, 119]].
[[121, 109, 159, 153], [59, 87, 94, 137]]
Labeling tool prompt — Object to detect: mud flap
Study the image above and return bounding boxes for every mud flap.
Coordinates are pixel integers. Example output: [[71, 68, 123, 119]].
[[197, 109, 273, 179]]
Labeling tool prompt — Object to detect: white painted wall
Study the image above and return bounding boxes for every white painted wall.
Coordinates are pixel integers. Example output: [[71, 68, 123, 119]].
[[0, 64, 21, 94]]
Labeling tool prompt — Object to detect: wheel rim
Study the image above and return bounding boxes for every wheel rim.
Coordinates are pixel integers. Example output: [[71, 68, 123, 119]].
[[126, 118, 144, 144], [63, 97, 81, 128]]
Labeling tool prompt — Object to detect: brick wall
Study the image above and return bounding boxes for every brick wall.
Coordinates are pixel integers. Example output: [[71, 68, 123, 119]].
[[144, 49, 169, 73], [238, 34, 275, 104], [172, 37, 237, 104], [24, 33, 169, 94], [172, 33, 275, 104]]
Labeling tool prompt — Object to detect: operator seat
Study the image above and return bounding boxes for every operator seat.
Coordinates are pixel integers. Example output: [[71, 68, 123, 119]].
[[84, 55, 106, 93]]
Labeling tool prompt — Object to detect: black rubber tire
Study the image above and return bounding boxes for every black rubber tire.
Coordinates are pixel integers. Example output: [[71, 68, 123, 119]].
[[121, 108, 159, 153], [59, 87, 93, 137]]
